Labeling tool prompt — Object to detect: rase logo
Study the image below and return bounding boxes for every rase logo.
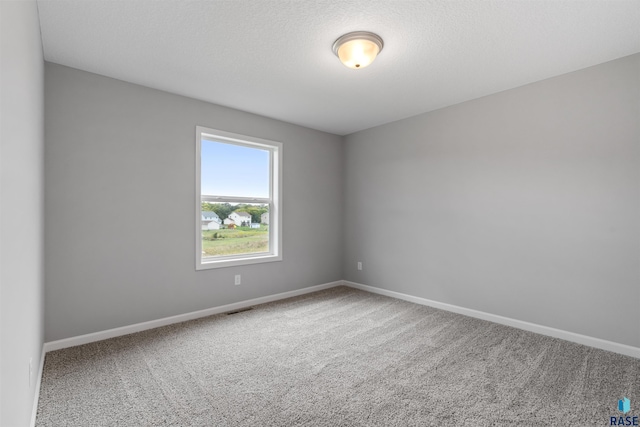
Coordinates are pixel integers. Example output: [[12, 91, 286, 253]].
[[610, 397, 638, 426]]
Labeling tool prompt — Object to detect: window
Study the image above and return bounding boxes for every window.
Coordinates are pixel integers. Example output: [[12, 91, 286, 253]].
[[196, 126, 282, 270]]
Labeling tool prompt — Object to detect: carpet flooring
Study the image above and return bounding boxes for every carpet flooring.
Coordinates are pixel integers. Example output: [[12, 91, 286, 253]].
[[36, 286, 640, 426]]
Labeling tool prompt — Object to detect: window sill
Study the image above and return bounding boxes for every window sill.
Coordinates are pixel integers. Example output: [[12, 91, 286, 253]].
[[196, 253, 282, 270]]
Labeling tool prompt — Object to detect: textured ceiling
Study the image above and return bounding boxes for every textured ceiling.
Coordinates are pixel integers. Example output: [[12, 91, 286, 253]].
[[37, 0, 640, 135]]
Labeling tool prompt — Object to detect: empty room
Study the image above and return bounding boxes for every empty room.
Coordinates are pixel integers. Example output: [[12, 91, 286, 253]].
[[1, 0, 639, 426]]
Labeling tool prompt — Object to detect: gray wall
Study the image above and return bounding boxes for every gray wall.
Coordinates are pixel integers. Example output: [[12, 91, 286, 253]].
[[45, 63, 343, 341], [42, 51, 640, 349], [344, 54, 640, 347], [0, 1, 45, 425]]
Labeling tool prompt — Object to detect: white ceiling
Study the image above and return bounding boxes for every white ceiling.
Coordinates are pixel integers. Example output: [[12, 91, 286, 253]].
[[37, 0, 640, 136]]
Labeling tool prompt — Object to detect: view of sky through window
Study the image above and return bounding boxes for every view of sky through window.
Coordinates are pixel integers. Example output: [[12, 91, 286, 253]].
[[201, 139, 270, 198]]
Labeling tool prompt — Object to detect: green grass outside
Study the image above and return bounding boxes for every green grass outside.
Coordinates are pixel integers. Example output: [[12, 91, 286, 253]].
[[202, 226, 269, 257]]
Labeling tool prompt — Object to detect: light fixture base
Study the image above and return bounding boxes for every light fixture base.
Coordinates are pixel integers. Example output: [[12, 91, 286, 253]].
[[332, 31, 384, 57]]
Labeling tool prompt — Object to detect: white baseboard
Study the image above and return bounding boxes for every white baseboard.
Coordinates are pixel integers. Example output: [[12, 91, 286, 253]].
[[30, 345, 46, 427], [343, 280, 640, 359], [43, 280, 343, 353]]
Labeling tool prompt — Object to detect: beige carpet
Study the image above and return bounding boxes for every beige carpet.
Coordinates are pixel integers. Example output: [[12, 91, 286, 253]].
[[36, 286, 639, 426]]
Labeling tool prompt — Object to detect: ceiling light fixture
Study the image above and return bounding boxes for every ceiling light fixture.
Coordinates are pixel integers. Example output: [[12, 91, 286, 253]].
[[332, 31, 384, 69]]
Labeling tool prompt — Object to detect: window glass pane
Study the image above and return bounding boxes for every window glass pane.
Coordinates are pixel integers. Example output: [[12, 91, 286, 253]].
[[200, 202, 269, 258], [201, 139, 270, 198]]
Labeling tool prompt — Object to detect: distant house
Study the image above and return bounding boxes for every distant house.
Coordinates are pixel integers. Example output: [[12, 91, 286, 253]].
[[201, 211, 221, 230], [261, 212, 269, 225], [223, 217, 235, 226], [250, 223, 260, 229], [229, 211, 252, 227]]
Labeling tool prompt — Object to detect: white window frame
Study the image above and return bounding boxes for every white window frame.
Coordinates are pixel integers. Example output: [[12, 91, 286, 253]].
[[196, 126, 282, 270]]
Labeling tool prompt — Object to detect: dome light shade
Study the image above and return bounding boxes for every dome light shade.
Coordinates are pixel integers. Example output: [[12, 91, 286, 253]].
[[332, 31, 384, 69]]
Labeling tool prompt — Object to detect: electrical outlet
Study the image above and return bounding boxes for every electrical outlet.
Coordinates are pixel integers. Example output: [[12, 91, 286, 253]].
[[29, 358, 33, 386], [357, 262, 362, 271], [234, 274, 241, 285]]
